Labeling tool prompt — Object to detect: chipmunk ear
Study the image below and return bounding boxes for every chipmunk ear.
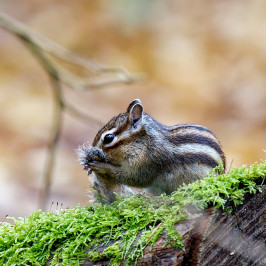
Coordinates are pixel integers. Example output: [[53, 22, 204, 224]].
[[127, 99, 143, 125]]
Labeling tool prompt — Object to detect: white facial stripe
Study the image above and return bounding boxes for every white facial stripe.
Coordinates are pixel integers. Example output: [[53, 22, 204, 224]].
[[175, 143, 222, 164], [101, 125, 143, 148], [104, 131, 132, 148], [96, 127, 117, 147]]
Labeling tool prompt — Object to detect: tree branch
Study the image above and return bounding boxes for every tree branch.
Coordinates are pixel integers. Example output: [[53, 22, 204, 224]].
[[0, 12, 145, 91], [0, 11, 144, 210]]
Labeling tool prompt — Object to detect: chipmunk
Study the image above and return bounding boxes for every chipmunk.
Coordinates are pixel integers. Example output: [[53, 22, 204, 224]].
[[77, 99, 226, 203]]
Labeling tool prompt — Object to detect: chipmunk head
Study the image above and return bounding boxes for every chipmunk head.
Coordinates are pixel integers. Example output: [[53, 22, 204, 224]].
[[93, 99, 144, 148], [77, 99, 147, 170]]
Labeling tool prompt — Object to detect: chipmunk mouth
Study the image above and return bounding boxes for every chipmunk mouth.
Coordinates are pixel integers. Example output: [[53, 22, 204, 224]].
[[76, 143, 107, 175], [78, 152, 98, 176]]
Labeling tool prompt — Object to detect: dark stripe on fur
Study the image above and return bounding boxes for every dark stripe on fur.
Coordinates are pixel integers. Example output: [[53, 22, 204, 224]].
[[173, 124, 213, 134], [166, 134, 225, 167], [176, 152, 219, 169], [115, 118, 130, 136], [92, 113, 128, 146], [103, 127, 147, 151]]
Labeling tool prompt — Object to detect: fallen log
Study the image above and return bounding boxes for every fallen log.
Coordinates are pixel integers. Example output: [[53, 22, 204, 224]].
[[1, 162, 265, 265], [82, 185, 265, 265]]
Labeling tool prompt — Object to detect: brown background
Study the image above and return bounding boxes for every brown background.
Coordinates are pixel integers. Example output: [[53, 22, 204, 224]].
[[0, 0, 265, 221]]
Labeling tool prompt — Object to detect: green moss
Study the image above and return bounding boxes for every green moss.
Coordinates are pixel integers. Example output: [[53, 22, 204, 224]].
[[0, 160, 265, 265]]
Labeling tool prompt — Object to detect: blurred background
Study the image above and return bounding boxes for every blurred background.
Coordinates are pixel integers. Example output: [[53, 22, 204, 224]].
[[0, 0, 265, 221]]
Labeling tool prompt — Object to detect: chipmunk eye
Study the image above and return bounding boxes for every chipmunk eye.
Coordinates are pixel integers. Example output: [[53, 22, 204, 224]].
[[103, 134, 115, 144]]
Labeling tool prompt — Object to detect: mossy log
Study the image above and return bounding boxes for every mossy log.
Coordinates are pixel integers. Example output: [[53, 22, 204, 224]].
[[82, 186, 265, 266], [2, 162, 264, 265]]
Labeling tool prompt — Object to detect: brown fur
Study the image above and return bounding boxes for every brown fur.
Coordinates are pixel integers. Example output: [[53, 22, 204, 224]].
[[77, 99, 226, 203]]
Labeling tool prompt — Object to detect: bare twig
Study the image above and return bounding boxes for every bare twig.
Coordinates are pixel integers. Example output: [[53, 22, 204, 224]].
[[40, 78, 62, 210], [19, 33, 64, 210], [0, 11, 145, 91], [64, 102, 103, 126], [0, 11, 144, 210]]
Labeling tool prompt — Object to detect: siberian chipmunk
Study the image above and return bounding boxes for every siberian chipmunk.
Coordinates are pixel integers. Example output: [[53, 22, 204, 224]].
[[77, 99, 226, 203]]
